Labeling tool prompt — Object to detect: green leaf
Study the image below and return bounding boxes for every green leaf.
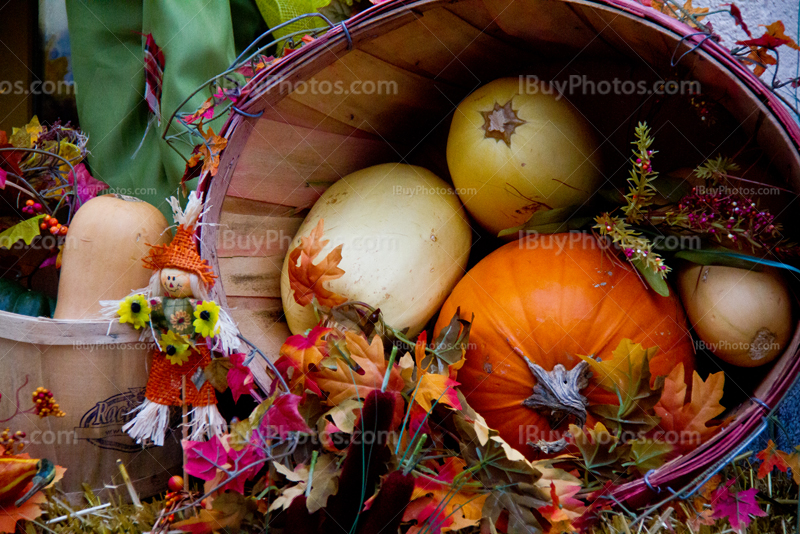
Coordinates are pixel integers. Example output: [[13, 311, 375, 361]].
[[652, 173, 692, 203], [624, 439, 674, 474], [0, 215, 44, 249], [631, 257, 669, 296]]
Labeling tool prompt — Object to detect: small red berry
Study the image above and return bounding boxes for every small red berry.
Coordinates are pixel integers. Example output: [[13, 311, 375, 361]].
[[167, 475, 184, 492]]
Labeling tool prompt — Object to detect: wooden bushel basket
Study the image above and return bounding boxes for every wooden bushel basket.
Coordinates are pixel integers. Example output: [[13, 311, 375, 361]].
[[196, 0, 800, 512], [0, 314, 182, 501]]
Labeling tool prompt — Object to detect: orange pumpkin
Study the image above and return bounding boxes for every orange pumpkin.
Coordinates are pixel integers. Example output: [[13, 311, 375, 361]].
[[434, 233, 695, 458]]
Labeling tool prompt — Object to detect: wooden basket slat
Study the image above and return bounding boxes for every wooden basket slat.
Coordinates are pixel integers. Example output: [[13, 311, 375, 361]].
[[259, 96, 385, 138], [362, 6, 539, 86], [287, 49, 465, 141], [219, 255, 284, 299], [227, 117, 397, 209], [217, 198, 303, 258], [226, 295, 289, 387]]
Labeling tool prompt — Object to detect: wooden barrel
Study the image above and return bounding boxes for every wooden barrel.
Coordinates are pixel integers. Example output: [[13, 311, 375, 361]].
[[0, 313, 181, 501], [196, 0, 800, 507]]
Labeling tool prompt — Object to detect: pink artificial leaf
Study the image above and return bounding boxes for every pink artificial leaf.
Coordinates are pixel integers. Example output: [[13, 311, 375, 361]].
[[223, 443, 265, 494], [67, 163, 109, 206], [183, 436, 228, 481], [260, 393, 311, 439], [228, 352, 254, 403], [711, 479, 767, 530], [0, 168, 6, 190], [39, 255, 58, 269]]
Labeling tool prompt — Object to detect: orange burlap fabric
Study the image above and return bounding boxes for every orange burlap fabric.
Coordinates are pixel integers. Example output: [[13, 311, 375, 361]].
[[145, 344, 216, 406], [143, 225, 217, 289]]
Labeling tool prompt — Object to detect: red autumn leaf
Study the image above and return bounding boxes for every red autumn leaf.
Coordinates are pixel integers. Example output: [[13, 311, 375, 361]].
[[755, 440, 800, 483], [183, 436, 228, 481], [187, 124, 227, 177], [286, 219, 347, 308], [260, 393, 311, 438], [653, 363, 725, 449], [276, 324, 331, 397], [227, 352, 254, 403], [711, 479, 766, 530], [724, 3, 751, 37], [737, 21, 800, 50]]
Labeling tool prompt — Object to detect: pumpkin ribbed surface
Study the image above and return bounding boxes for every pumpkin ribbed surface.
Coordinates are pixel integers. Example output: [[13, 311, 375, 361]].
[[434, 233, 695, 457]]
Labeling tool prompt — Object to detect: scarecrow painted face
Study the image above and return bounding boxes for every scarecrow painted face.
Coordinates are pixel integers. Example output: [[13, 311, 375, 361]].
[[161, 268, 193, 298]]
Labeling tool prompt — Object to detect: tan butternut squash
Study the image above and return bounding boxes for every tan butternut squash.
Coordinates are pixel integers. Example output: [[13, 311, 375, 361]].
[[54, 194, 170, 319]]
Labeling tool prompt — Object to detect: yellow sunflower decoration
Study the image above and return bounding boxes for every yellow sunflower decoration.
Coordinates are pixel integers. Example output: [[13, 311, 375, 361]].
[[117, 295, 151, 329], [193, 301, 221, 338], [159, 331, 191, 365]]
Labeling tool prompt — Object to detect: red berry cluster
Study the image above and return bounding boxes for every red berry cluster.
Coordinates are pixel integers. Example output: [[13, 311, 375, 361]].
[[163, 490, 184, 524], [0, 428, 26, 454], [22, 199, 44, 216], [40, 215, 68, 236], [32, 387, 65, 418], [677, 187, 783, 251]]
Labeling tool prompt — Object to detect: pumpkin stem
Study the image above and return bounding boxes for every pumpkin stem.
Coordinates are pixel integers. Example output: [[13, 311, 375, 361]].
[[518, 357, 591, 429], [481, 100, 525, 147]]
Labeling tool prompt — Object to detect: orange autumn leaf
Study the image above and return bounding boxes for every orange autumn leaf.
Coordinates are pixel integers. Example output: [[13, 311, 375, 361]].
[[539, 482, 577, 534], [275, 325, 331, 396], [686, 474, 721, 530], [312, 331, 403, 406], [287, 219, 347, 308], [403, 457, 487, 533], [653, 363, 725, 449], [651, 0, 708, 27], [187, 123, 227, 177], [412, 332, 462, 412], [0, 491, 46, 533]]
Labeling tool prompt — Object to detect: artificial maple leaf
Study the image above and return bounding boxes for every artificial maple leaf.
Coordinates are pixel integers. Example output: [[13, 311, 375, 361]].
[[275, 325, 331, 396], [227, 352, 254, 403], [0, 490, 46, 533], [738, 21, 800, 51], [726, 3, 751, 37], [404, 457, 488, 533], [743, 45, 778, 76], [651, 0, 708, 27], [269, 455, 340, 513], [183, 436, 229, 481], [311, 331, 404, 406], [187, 123, 227, 177], [9, 116, 43, 148], [569, 422, 630, 480], [624, 439, 674, 474], [532, 462, 585, 521], [173, 492, 252, 534], [653, 363, 725, 449], [412, 331, 462, 412], [185, 97, 215, 124], [260, 393, 311, 438], [580, 339, 664, 435], [756, 440, 800, 483], [711, 479, 766, 531], [539, 482, 577, 533], [287, 219, 347, 308], [67, 163, 109, 206], [686, 474, 721, 530]]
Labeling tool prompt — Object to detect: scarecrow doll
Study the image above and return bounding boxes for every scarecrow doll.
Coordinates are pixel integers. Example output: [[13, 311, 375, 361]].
[[104, 192, 239, 446]]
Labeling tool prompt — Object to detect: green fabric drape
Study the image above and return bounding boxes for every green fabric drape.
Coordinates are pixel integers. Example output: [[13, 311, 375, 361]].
[[65, 0, 262, 219]]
